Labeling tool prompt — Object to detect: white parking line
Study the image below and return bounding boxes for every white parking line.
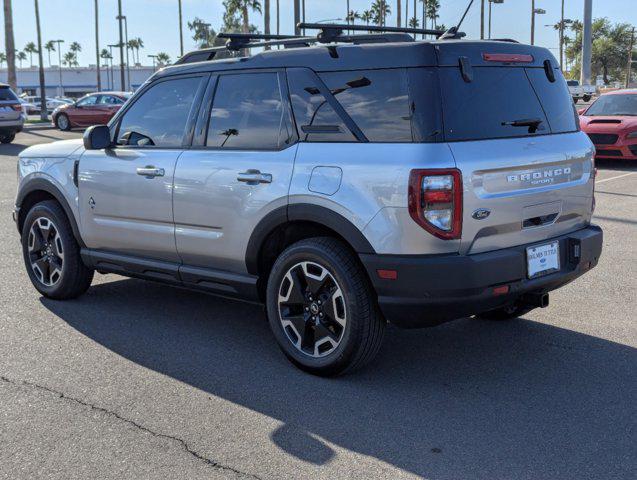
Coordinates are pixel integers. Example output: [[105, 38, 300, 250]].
[[596, 172, 636, 184]]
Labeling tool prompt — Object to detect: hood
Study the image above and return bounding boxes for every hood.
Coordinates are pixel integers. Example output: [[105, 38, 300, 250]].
[[580, 115, 637, 133], [19, 138, 84, 159]]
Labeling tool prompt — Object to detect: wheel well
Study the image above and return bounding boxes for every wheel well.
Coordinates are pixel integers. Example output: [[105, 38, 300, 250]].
[[17, 190, 57, 234], [255, 220, 364, 301]]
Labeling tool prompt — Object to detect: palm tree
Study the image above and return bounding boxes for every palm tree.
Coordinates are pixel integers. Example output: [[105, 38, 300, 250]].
[[3, 0, 17, 90], [70, 42, 82, 55], [397, 0, 402, 27], [94, 0, 101, 91], [156, 52, 171, 66], [34, 0, 47, 120], [24, 42, 37, 67], [133, 37, 143, 64], [187, 17, 216, 47], [408, 16, 419, 28], [346, 10, 360, 25], [276, 0, 280, 35], [44, 40, 55, 66], [371, 0, 391, 27], [16, 50, 26, 68], [361, 10, 373, 27], [62, 51, 78, 67], [426, 0, 440, 30], [226, 0, 262, 34]]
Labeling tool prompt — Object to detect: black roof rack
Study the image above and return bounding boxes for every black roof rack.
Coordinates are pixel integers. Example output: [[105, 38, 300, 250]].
[[216, 32, 307, 51], [298, 22, 446, 42]]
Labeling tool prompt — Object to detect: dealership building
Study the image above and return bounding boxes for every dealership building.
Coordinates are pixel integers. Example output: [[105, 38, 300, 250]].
[[0, 64, 156, 98]]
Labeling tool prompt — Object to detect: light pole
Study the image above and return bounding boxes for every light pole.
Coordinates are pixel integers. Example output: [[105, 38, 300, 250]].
[[178, 0, 183, 57], [116, 15, 130, 91], [531, 1, 546, 45], [488, 0, 504, 40], [117, 0, 125, 92], [108, 44, 118, 90], [54, 39, 64, 97], [148, 54, 157, 72]]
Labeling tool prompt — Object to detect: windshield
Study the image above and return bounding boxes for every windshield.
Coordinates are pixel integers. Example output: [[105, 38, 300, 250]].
[[586, 94, 637, 116]]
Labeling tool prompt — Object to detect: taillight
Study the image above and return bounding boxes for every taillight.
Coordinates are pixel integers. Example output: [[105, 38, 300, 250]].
[[408, 169, 462, 240], [10, 104, 22, 112]]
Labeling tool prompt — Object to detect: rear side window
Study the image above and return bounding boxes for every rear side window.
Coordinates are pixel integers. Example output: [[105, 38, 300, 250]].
[[319, 69, 412, 142], [440, 67, 549, 141], [207, 73, 288, 149], [0, 87, 19, 101], [287, 68, 356, 143], [526, 69, 578, 134], [117, 76, 202, 147]]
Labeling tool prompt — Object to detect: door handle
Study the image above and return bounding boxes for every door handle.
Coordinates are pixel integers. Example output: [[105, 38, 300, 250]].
[[136, 166, 165, 178], [237, 170, 272, 185]]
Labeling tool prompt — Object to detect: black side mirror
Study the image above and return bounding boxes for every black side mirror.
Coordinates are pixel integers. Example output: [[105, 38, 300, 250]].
[[83, 125, 112, 150]]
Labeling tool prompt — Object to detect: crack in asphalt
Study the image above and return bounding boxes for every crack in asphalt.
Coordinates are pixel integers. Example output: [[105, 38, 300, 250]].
[[0, 374, 263, 480]]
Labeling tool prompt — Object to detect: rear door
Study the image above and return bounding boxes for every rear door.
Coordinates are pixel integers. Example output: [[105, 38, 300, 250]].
[[79, 75, 207, 262], [173, 71, 298, 273], [438, 65, 594, 255], [95, 94, 124, 124]]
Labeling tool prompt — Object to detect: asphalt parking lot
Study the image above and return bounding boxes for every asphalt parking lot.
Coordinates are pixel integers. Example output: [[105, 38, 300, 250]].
[[0, 127, 635, 480]]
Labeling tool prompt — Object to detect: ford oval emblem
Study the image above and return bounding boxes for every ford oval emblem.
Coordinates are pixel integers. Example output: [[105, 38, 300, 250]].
[[472, 208, 491, 220]]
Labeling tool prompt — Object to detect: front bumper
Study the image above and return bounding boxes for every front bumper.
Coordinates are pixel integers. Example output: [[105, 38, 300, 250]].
[[360, 225, 603, 328]]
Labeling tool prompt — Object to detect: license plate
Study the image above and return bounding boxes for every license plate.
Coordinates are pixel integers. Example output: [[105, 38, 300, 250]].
[[526, 241, 560, 278]]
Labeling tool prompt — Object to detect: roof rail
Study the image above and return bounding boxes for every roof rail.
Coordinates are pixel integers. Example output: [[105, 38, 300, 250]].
[[298, 22, 446, 42], [216, 32, 306, 51]]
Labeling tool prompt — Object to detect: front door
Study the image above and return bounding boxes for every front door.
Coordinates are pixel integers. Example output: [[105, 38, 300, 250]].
[[173, 71, 298, 273], [78, 75, 207, 262]]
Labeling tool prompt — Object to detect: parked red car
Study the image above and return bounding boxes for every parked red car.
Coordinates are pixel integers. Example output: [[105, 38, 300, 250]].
[[52, 91, 131, 131], [579, 89, 637, 160]]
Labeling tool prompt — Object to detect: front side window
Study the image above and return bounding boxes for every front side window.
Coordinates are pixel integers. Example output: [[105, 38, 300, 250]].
[[77, 95, 98, 107], [116, 76, 202, 147], [98, 95, 124, 105], [287, 68, 356, 143], [206, 72, 288, 149], [319, 69, 412, 142]]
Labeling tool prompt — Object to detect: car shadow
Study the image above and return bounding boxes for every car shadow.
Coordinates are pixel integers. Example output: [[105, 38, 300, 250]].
[[41, 278, 636, 480]]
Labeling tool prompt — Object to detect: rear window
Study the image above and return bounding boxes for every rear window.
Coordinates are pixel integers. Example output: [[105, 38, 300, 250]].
[[0, 87, 18, 102], [439, 67, 578, 141], [319, 69, 412, 142]]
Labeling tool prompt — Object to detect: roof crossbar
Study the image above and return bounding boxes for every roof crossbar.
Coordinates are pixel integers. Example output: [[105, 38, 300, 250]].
[[216, 32, 307, 51], [298, 22, 447, 41]]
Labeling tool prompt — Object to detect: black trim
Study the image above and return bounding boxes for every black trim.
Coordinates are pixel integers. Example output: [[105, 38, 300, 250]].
[[82, 249, 259, 301], [245, 204, 376, 275], [15, 179, 85, 247], [360, 225, 603, 328]]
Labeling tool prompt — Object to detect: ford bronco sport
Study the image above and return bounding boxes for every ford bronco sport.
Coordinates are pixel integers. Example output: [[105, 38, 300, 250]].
[[13, 24, 603, 375]]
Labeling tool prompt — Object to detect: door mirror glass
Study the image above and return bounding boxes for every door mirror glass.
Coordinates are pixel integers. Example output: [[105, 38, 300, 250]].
[[83, 125, 112, 150]]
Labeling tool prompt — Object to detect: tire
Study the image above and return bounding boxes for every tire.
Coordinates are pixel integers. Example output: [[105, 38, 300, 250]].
[[21, 200, 93, 299], [583, 95, 591, 102], [56, 113, 70, 131], [0, 133, 15, 144], [476, 303, 535, 321], [266, 237, 385, 376]]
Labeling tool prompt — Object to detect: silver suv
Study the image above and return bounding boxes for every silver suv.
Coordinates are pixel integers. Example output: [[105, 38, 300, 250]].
[[0, 83, 25, 144], [13, 33, 603, 375]]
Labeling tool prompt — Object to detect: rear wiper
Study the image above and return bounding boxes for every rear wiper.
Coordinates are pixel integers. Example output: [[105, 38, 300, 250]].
[[501, 118, 544, 133]]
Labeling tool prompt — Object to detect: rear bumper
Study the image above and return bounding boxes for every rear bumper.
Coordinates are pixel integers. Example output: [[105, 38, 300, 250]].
[[360, 225, 603, 328]]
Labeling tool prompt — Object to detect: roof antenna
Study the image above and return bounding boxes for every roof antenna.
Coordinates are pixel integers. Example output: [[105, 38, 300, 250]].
[[439, 0, 474, 39]]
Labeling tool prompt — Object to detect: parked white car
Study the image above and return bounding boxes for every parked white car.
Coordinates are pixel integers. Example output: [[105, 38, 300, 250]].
[[21, 96, 73, 114]]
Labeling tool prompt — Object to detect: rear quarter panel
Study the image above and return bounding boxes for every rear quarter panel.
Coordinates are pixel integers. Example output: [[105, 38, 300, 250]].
[[289, 142, 460, 255]]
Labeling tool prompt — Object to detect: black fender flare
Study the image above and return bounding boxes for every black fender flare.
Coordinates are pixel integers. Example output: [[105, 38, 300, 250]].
[[16, 178, 85, 247], [245, 204, 375, 275]]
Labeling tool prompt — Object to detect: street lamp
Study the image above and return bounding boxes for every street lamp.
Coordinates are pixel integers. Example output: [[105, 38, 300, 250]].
[[108, 44, 118, 90], [54, 39, 64, 97], [116, 15, 130, 91], [488, 0, 504, 40], [531, 0, 546, 45], [148, 54, 157, 72]]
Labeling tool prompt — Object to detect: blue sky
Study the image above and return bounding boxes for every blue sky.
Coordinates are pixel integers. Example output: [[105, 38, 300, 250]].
[[2, 0, 636, 66]]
